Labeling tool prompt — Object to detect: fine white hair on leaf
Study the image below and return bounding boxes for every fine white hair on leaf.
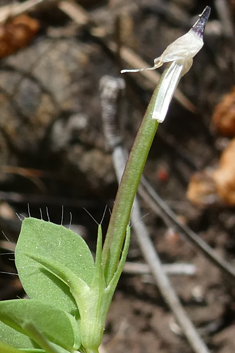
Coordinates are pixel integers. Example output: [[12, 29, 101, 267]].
[[46, 207, 50, 222], [61, 204, 64, 226], [69, 211, 73, 229], [27, 203, 31, 218], [2, 231, 12, 244]]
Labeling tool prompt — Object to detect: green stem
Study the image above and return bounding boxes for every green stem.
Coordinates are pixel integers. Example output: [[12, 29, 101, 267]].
[[102, 69, 170, 283]]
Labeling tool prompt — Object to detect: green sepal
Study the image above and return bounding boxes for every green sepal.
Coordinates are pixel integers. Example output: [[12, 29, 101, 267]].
[[79, 226, 131, 351]]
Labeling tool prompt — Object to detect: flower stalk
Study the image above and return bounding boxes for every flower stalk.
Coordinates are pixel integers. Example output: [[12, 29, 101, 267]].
[[102, 6, 211, 283], [102, 77, 160, 283]]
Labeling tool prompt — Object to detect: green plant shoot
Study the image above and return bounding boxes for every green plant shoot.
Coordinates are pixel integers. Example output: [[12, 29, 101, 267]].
[[0, 6, 210, 353]]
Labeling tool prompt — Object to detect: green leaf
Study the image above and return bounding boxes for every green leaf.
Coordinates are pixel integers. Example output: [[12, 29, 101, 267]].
[[13, 350, 45, 353], [0, 341, 30, 353], [23, 252, 91, 311], [0, 340, 45, 353], [22, 323, 69, 353], [0, 299, 80, 351], [0, 320, 36, 349], [17, 351, 45, 353], [15, 351, 45, 353], [15, 218, 95, 314]]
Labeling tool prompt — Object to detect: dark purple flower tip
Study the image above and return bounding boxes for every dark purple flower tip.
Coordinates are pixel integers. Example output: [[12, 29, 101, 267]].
[[192, 6, 211, 38]]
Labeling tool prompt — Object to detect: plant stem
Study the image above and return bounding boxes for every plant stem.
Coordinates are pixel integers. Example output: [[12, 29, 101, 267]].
[[102, 69, 171, 283]]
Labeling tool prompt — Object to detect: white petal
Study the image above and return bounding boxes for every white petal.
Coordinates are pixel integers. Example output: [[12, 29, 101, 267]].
[[120, 64, 160, 74], [159, 30, 203, 64], [121, 7, 209, 75], [152, 60, 184, 122]]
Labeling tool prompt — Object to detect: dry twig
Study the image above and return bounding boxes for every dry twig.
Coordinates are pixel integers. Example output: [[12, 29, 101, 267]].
[[0, 191, 108, 209], [215, 0, 234, 38], [123, 262, 196, 276], [0, 0, 43, 23], [139, 177, 235, 280]]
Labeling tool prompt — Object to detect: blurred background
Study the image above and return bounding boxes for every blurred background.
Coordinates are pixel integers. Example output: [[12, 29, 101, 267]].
[[1, 1, 235, 352]]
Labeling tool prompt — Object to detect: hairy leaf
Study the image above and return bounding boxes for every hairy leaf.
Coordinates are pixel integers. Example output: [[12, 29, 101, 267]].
[[0, 341, 31, 353], [0, 299, 80, 351], [0, 320, 36, 349], [15, 218, 95, 314]]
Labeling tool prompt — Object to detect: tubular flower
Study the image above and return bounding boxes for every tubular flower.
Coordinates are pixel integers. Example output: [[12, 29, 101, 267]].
[[121, 6, 211, 122]]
